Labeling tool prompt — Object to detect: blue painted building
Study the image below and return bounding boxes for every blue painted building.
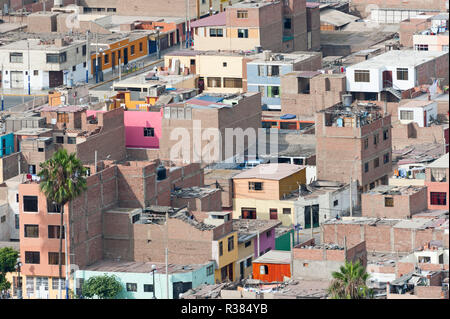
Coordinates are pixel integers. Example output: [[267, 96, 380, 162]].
[[74, 260, 215, 299], [246, 51, 322, 111], [0, 133, 14, 157]]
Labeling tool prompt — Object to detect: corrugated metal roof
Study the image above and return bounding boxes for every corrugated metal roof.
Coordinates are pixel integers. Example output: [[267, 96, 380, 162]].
[[320, 9, 359, 27], [253, 250, 292, 264], [427, 153, 449, 169]]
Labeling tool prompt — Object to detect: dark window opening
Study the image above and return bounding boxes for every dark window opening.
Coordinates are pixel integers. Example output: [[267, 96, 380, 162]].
[[23, 196, 38, 212]]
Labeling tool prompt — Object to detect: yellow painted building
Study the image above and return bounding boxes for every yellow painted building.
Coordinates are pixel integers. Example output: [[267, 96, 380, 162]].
[[213, 230, 239, 283], [90, 34, 149, 75], [232, 164, 306, 226], [235, 236, 255, 280], [5, 272, 74, 299]]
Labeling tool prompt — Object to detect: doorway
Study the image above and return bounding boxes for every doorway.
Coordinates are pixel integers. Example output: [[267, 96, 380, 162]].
[[382, 70, 392, 88]]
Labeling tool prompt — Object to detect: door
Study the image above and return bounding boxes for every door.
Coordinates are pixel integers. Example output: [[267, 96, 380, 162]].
[[269, 208, 278, 220], [10, 71, 23, 89], [49, 71, 63, 88], [228, 263, 233, 281], [123, 47, 128, 65], [240, 261, 245, 279], [382, 70, 392, 88], [112, 51, 116, 72], [149, 40, 157, 54], [172, 282, 192, 299], [423, 110, 427, 127]]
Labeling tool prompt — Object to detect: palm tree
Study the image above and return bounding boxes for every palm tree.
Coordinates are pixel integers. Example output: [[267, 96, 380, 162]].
[[38, 149, 87, 299], [328, 260, 373, 299]]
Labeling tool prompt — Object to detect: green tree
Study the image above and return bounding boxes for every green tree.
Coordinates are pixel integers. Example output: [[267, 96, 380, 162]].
[[0, 247, 19, 293], [38, 149, 87, 298], [328, 260, 373, 299], [82, 275, 123, 299]]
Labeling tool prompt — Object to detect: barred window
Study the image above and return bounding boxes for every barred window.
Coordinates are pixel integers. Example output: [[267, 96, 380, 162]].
[[223, 77, 242, 88], [126, 283, 137, 292], [397, 68, 408, 81], [385, 197, 394, 207], [209, 28, 223, 37], [414, 44, 428, 51], [24, 225, 39, 238], [400, 110, 414, 120], [237, 10, 248, 18], [248, 182, 263, 191], [25, 251, 40, 264], [430, 192, 447, 206], [354, 70, 370, 82], [206, 265, 214, 276], [207, 77, 221, 88], [52, 278, 66, 290], [10, 52, 23, 63], [48, 252, 65, 265], [48, 225, 65, 239]]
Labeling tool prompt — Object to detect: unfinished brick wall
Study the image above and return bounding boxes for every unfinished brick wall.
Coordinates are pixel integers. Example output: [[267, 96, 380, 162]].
[[171, 190, 222, 212], [391, 122, 448, 150], [414, 286, 445, 299]]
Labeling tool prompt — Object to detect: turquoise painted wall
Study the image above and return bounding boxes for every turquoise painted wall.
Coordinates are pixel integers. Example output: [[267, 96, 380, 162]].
[[74, 261, 215, 299], [0, 133, 14, 157]]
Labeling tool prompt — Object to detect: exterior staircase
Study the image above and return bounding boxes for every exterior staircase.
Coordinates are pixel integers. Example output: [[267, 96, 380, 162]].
[[384, 86, 402, 100]]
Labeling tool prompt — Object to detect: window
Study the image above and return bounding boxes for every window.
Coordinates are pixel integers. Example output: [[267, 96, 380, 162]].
[[260, 265, 268, 275], [47, 54, 59, 63], [238, 29, 248, 38], [269, 209, 277, 220], [130, 45, 135, 55], [414, 44, 428, 51], [143, 284, 154, 292], [268, 65, 279, 77], [25, 251, 40, 264], [221, 267, 227, 280], [333, 200, 338, 207], [258, 65, 265, 76], [72, 65, 76, 72], [48, 225, 64, 239], [24, 225, 39, 238], [267, 86, 280, 97], [443, 45, 449, 52], [209, 28, 223, 37], [1, 216, 5, 223], [383, 153, 390, 164], [76, 48, 79, 54], [10, 52, 23, 63], [143, 127, 155, 137], [373, 133, 379, 145], [35, 277, 48, 291], [244, 241, 251, 248], [104, 54, 109, 64], [283, 208, 291, 215], [246, 257, 252, 268], [47, 200, 61, 213], [16, 194, 19, 203], [83, 62, 87, 68], [48, 252, 65, 265], [284, 18, 292, 29], [219, 242, 223, 256], [26, 277, 35, 295], [126, 283, 137, 292], [206, 265, 214, 276], [354, 70, 370, 82], [383, 129, 389, 140], [52, 278, 65, 290], [430, 192, 447, 206], [237, 10, 248, 18], [400, 110, 414, 120], [397, 68, 408, 81], [248, 182, 263, 191], [33, 70, 39, 76], [207, 77, 221, 88], [57, 113, 69, 123], [139, 42, 143, 52], [385, 197, 394, 207], [223, 77, 242, 88], [82, 45, 87, 56], [364, 162, 369, 173], [364, 138, 369, 149], [55, 136, 64, 144], [23, 196, 38, 212], [15, 215, 19, 229], [374, 157, 380, 168], [66, 136, 76, 145], [228, 236, 234, 251], [266, 231, 271, 238]]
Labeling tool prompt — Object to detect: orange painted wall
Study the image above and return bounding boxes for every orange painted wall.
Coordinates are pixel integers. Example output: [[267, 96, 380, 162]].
[[252, 262, 291, 283], [91, 36, 149, 75]]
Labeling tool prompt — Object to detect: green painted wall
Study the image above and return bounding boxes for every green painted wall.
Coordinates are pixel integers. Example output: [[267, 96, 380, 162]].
[[275, 229, 294, 251]]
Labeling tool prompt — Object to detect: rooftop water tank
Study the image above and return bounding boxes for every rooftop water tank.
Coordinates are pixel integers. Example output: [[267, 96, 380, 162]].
[[156, 164, 167, 181], [342, 94, 352, 107]]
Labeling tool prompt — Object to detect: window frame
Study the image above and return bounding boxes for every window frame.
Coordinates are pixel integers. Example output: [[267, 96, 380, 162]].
[[23, 196, 38, 212], [143, 127, 155, 137], [396, 68, 408, 81], [126, 283, 138, 292], [24, 224, 39, 238], [354, 70, 370, 83]]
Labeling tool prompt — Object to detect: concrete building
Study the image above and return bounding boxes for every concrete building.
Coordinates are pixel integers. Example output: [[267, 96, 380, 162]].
[[246, 50, 322, 110], [425, 153, 449, 210], [345, 50, 449, 102], [292, 238, 367, 280], [315, 102, 392, 193], [190, 0, 317, 53], [361, 185, 428, 219], [232, 163, 307, 226], [203, 169, 241, 211], [232, 219, 281, 280], [413, 24, 449, 52], [350, 0, 447, 19], [0, 38, 88, 90], [398, 100, 438, 128], [73, 260, 215, 299]]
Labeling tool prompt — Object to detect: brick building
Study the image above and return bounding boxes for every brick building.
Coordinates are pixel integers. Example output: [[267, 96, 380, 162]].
[[315, 102, 392, 193], [350, 0, 448, 18], [361, 185, 428, 219], [425, 153, 449, 210], [292, 238, 367, 280]]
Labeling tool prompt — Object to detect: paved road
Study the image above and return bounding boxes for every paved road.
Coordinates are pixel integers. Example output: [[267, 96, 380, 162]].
[[1, 95, 35, 110]]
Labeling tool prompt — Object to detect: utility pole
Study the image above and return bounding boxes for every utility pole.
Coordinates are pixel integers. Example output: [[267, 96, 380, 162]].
[[349, 175, 353, 217], [27, 40, 31, 95], [85, 31, 89, 83], [1, 64, 4, 111], [118, 57, 122, 81], [165, 210, 169, 299], [64, 223, 69, 299], [94, 150, 98, 173], [95, 33, 99, 84], [310, 207, 313, 239]]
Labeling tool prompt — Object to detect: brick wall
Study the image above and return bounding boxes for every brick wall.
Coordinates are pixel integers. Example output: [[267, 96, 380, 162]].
[[0, 152, 21, 183]]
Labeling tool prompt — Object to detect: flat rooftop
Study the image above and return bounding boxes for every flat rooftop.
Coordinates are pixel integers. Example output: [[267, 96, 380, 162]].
[[171, 187, 220, 199], [399, 100, 436, 109], [347, 50, 447, 69], [13, 128, 53, 136], [0, 38, 85, 51], [81, 259, 210, 274], [232, 219, 282, 236], [365, 185, 426, 196], [232, 163, 304, 180], [112, 72, 197, 88], [231, 0, 275, 9], [247, 51, 320, 65], [253, 250, 291, 265]]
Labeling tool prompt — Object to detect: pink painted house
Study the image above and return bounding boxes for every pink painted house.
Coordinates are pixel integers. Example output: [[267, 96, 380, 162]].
[[87, 109, 162, 149]]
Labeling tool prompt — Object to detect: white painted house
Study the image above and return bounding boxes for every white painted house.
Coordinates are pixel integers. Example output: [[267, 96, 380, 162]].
[[0, 38, 87, 91], [398, 100, 438, 127], [345, 50, 448, 101]]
